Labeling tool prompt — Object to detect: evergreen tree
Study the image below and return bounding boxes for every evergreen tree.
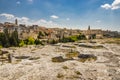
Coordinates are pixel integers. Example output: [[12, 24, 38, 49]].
[[3, 28, 10, 47], [9, 29, 19, 46]]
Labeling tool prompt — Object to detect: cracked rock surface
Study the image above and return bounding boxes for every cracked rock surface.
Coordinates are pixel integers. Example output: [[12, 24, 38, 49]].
[[0, 42, 120, 80]]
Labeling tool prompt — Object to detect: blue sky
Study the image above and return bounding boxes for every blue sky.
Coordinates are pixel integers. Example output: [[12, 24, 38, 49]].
[[0, 0, 120, 31]]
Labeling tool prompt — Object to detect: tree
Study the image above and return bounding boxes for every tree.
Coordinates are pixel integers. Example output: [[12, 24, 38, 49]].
[[35, 39, 42, 45], [77, 34, 86, 40], [3, 28, 10, 47], [9, 29, 19, 46], [37, 31, 45, 39], [19, 40, 25, 47], [27, 37, 35, 45]]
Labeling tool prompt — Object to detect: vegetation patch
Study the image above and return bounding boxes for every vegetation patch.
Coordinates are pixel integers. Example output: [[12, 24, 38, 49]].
[[75, 71, 82, 75], [65, 51, 79, 59], [62, 45, 76, 48], [15, 56, 30, 59], [78, 54, 97, 62], [66, 75, 81, 79], [52, 56, 64, 62], [79, 44, 104, 49], [62, 66, 69, 69], [57, 73, 64, 78], [105, 38, 120, 44], [29, 57, 40, 60]]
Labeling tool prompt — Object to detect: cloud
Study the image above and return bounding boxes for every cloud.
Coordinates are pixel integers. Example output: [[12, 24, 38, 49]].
[[27, 0, 33, 4], [0, 13, 65, 28], [101, 0, 120, 10], [66, 18, 70, 21], [39, 19, 47, 23], [50, 15, 59, 19], [96, 20, 101, 23], [0, 13, 15, 19], [17, 17, 29, 23], [101, 4, 111, 9], [16, 1, 21, 5]]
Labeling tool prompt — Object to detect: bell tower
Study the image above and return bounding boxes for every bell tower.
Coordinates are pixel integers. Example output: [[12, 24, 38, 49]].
[[88, 25, 90, 30], [15, 19, 18, 26]]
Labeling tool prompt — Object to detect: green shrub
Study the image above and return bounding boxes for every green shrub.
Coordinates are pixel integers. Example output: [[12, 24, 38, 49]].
[[19, 40, 25, 47], [75, 71, 82, 75], [52, 56, 64, 62], [29, 57, 40, 60], [0, 45, 2, 49], [78, 54, 97, 62], [62, 66, 69, 69], [57, 73, 64, 78], [25, 37, 35, 45], [65, 51, 79, 59], [35, 39, 42, 45]]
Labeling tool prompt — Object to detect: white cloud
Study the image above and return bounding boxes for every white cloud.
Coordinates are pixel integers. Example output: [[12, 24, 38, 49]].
[[101, 4, 111, 9], [39, 19, 47, 23], [16, 1, 21, 5], [96, 20, 101, 23], [17, 17, 29, 24], [0, 13, 67, 28], [0, 13, 15, 19], [50, 15, 59, 19], [101, 0, 120, 10], [66, 18, 70, 21]]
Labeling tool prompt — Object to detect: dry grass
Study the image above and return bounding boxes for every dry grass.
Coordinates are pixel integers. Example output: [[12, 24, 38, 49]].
[[78, 54, 97, 62], [105, 38, 120, 44], [75, 71, 82, 75], [65, 51, 79, 58], [29, 57, 40, 60], [62, 66, 69, 69], [79, 44, 104, 49], [52, 56, 64, 62], [57, 73, 64, 78]]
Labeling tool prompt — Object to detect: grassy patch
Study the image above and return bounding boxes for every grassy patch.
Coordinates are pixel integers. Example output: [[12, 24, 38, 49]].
[[15, 56, 30, 59], [78, 54, 97, 62], [62, 66, 69, 69], [75, 71, 82, 75], [57, 73, 64, 78], [62, 45, 76, 48], [65, 51, 79, 59], [79, 44, 104, 49], [52, 56, 64, 62], [106, 38, 120, 44], [29, 57, 40, 60]]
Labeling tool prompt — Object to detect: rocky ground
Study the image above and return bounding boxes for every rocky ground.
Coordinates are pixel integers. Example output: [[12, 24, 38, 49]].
[[0, 39, 120, 80]]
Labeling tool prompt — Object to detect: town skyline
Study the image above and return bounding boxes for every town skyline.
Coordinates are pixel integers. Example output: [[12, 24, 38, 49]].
[[0, 0, 120, 31]]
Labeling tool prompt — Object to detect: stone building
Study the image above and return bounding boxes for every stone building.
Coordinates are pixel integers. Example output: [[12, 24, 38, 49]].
[[81, 26, 103, 39]]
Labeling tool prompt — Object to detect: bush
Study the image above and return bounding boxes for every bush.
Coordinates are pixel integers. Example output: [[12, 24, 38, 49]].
[[75, 71, 82, 75], [35, 39, 42, 45], [25, 37, 35, 45], [79, 44, 104, 49], [65, 51, 79, 59], [0, 45, 2, 49], [57, 73, 64, 78], [19, 40, 25, 47], [78, 54, 97, 62], [62, 66, 69, 69], [52, 56, 64, 62]]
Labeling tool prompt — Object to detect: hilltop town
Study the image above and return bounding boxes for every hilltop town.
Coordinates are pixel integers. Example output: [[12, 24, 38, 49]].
[[0, 19, 120, 41]]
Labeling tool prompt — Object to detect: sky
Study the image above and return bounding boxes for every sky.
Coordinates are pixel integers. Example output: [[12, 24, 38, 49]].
[[0, 0, 120, 31]]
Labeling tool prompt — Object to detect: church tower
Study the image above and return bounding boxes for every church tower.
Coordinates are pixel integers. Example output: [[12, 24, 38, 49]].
[[88, 25, 90, 30], [15, 19, 18, 26]]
